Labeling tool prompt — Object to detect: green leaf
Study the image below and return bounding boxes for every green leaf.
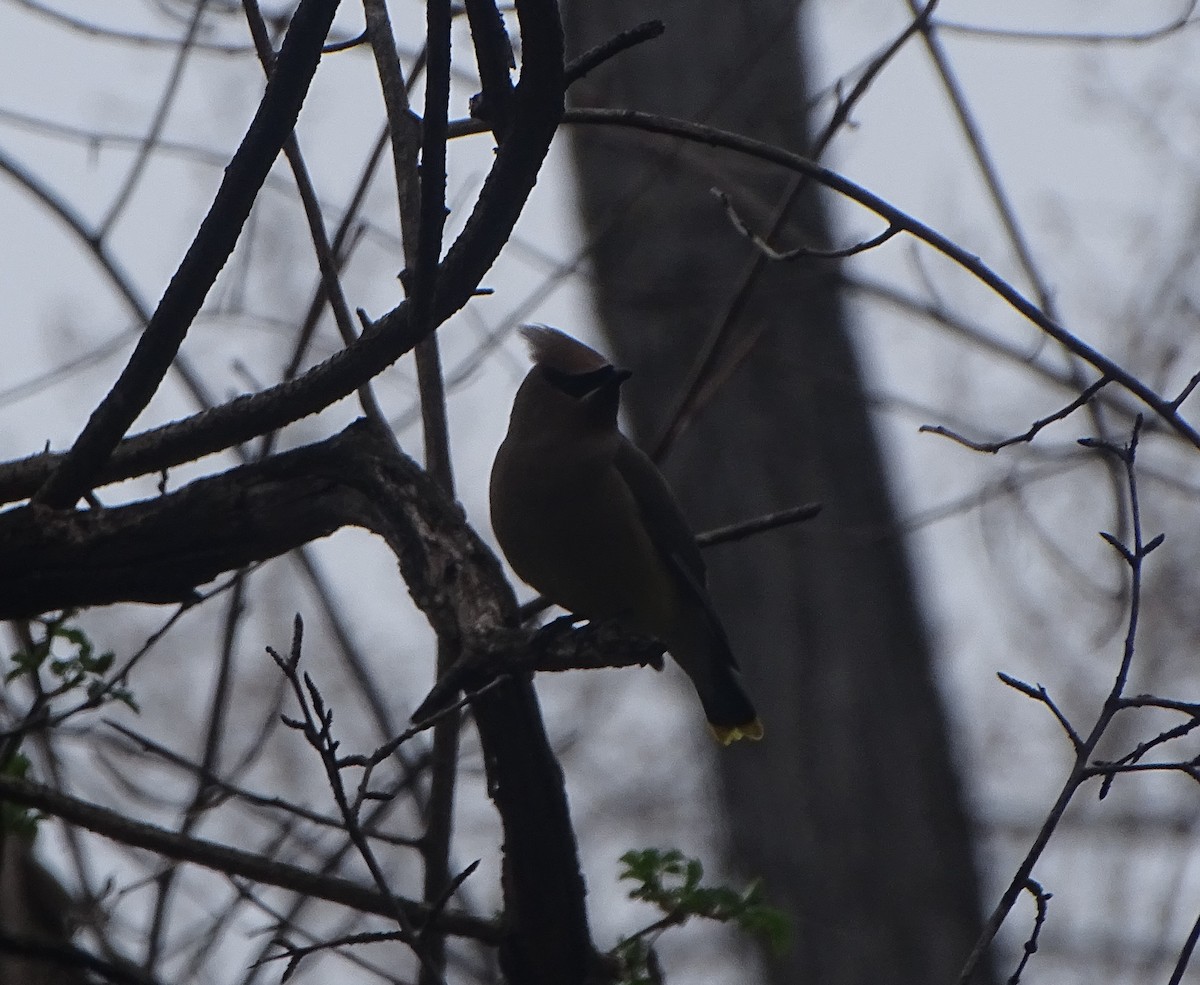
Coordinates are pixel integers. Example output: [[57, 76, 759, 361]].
[[7, 622, 137, 714], [612, 847, 792, 977], [0, 752, 39, 838]]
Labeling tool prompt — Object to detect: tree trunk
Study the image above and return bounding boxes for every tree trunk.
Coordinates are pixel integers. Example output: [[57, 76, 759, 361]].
[[0, 836, 89, 985], [561, 3, 993, 982]]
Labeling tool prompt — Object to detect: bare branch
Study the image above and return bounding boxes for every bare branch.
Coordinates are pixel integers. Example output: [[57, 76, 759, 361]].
[[921, 377, 1111, 454], [714, 187, 899, 260], [561, 108, 1200, 451], [1168, 906, 1200, 985], [34, 0, 342, 510], [0, 774, 500, 942], [1006, 880, 1052, 985], [649, 0, 941, 462], [934, 2, 1199, 46], [996, 673, 1083, 753], [959, 419, 1159, 983], [696, 503, 823, 548], [0, 0, 565, 507], [267, 621, 435, 975], [105, 719, 422, 847], [98, 0, 210, 239], [564, 19, 665, 85], [241, 0, 395, 439]]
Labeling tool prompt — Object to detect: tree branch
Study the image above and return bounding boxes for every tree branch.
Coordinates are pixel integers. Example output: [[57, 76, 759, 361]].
[[2, 411, 599, 982], [0, 0, 565, 508], [34, 0, 343, 509], [0, 775, 499, 942], [562, 108, 1200, 450]]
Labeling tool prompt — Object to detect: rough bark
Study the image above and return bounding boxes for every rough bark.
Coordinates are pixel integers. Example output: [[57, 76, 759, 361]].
[[561, 3, 992, 983], [0, 419, 597, 985]]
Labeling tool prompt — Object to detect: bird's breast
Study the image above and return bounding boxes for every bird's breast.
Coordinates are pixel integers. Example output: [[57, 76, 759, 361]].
[[490, 445, 677, 632]]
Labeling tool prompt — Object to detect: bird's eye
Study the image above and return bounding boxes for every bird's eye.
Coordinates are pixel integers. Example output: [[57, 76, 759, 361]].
[[542, 365, 621, 398]]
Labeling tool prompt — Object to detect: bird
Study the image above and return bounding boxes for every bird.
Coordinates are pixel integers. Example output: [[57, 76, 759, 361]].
[[489, 325, 762, 745]]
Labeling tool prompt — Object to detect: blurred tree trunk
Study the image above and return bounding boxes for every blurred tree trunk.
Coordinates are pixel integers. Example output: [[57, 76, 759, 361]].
[[561, 3, 993, 983], [0, 836, 88, 985]]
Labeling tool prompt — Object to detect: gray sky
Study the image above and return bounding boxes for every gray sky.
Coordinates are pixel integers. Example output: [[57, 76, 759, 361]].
[[3, 1, 1200, 982]]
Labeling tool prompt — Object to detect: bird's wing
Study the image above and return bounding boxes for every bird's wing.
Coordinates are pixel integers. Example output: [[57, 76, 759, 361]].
[[613, 438, 706, 580], [612, 438, 739, 670]]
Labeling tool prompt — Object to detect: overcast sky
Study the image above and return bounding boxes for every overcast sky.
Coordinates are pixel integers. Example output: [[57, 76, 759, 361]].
[[3, 1, 1200, 982]]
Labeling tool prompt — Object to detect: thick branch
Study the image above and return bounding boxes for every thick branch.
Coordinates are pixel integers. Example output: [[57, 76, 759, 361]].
[[463, 0, 516, 136], [3, 416, 598, 983], [34, 0, 342, 509], [472, 680, 595, 985], [0, 0, 564, 508], [0, 420, 504, 632]]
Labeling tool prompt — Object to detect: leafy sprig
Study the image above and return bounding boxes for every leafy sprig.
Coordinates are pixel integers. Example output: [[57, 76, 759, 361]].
[[7, 614, 136, 710], [611, 848, 789, 984]]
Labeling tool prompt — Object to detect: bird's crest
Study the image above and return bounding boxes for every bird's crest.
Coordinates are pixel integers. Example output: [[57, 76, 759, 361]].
[[520, 324, 610, 374]]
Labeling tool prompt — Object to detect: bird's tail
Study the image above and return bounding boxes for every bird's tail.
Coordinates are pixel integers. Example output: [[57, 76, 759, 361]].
[[666, 604, 763, 745], [701, 667, 764, 746]]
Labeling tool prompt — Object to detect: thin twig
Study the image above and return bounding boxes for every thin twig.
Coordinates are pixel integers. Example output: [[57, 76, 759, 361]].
[[996, 673, 1083, 753], [695, 502, 822, 548], [33, 0, 342, 509], [256, 928, 405, 979], [98, 0, 209, 238], [351, 676, 510, 767], [242, 0, 396, 443], [714, 188, 899, 259], [959, 419, 1160, 983], [920, 376, 1111, 454], [651, 0, 940, 462], [419, 859, 482, 951], [562, 108, 1200, 451], [8, 0, 359, 52], [907, 0, 1126, 522], [145, 568, 249, 971], [0, 149, 220, 420], [361, 6, 460, 980], [105, 720, 421, 846], [1006, 880, 1051, 985], [0, 773, 500, 942], [267, 618, 444, 982], [1170, 369, 1200, 411], [1092, 714, 1200, 799], [564, 19, 665, 85], [1168, 906, 1200, 985], [1119, 694, 1200, 715], [935, 2, 1198, 46]]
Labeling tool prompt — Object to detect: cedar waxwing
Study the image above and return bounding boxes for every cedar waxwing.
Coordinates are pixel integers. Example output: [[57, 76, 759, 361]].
[[489, 326, 763, 745]]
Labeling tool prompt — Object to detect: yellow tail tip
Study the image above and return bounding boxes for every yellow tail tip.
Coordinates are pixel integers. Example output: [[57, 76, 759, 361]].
[[709, 719, 764, 745]]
